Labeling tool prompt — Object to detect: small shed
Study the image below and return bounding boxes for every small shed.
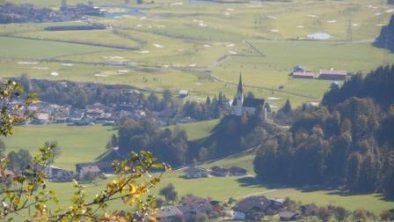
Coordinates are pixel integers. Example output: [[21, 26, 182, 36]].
[[183, 166, 208, 179]]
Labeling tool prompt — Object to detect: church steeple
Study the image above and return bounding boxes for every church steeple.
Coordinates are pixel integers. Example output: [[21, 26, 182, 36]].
[[232, 73, 244, 116], [237, 73, 243, 94]]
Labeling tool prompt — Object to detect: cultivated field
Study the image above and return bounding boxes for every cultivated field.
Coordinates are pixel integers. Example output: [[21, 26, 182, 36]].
[[1, 0, 393, 107]]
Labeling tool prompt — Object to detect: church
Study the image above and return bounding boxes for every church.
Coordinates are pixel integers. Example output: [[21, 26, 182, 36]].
[[231, 74, 267, 118]]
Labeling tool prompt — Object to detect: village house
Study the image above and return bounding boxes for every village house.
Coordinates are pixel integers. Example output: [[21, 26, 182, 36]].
[[179, 195, 217, 219], [44, 165, 73, 182], [231, 74, 267, 118], [233, 196, 271, 220], [210, 166, 229, 177], [156, 206, 184, 222], [291, 65, 316, 79], [228, 166, 247, 176], [299, 204, 319, 217], [292, 71, 316, 79], [318, 68, 348, 80], [76, 163, 102, 180], [183, 166, 209, 179], [279, 210, 300, 221]]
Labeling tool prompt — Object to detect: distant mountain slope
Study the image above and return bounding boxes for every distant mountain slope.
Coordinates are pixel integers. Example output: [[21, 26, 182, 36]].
[[374, 15, 394, 52]]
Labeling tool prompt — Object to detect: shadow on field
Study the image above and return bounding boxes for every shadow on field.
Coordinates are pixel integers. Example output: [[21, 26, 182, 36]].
[[236, 176, 287, 189], [236, 176, 391, 200]]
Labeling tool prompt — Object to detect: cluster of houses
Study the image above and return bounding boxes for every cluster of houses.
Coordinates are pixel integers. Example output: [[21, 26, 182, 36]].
[[0, 3, 103, 24], [156, 194, 320, 221], [183, 166, 247, 179], [291, 65, 348, 80], [27, 100, 194, 126], [0, 161, 111, 183], [29, 102, 124, 126], [28, 101, 201, 126], [43, 162, 112, 182]]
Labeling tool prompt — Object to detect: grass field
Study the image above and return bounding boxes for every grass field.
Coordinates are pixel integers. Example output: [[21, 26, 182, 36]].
[[2, 122, 393, 215], [164, 119, 219, 141], [0, 36, 113, 59], [43, 159, 394, 215], [2, 124, 115, 169], [1, 0, 394, 216], [1, 0, 393, 107]]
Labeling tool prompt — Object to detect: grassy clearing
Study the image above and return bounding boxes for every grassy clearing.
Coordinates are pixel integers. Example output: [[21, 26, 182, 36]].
[[2, 124, 115, 170], [165, 119, 219, 141]]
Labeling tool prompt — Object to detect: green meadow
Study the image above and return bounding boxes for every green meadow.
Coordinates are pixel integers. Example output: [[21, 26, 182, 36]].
[[2, 124, 115, 170], [1, 0, 393, 107], [1, 0, 394, 216], [3, 123, 394, 214]]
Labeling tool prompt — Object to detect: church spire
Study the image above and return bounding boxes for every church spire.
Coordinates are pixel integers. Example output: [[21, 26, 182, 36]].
[[237, 73, 243, 94]]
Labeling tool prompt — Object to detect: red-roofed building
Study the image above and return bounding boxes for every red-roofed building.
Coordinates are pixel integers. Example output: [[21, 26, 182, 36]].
[[292, 71, 316, 79], [318, 68, 348, 80]]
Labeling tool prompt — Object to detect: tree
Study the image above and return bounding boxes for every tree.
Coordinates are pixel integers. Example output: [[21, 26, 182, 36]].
[[279, 99, 292, 114], [317, 207, 332, 222], [330, 206, 348, 221], [159, 183, 178, 203], [6, 149, 32, 172]]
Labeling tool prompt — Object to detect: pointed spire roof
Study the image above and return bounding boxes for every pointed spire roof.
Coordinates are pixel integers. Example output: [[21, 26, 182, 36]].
[[237, 73, 243, 94]]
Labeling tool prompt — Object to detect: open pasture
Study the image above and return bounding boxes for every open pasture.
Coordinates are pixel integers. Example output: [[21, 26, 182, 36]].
[[2, 124, 115, 170], [44, 159, 394, 215], [1, 0, 393, 107], [0, 36, 113, 59]]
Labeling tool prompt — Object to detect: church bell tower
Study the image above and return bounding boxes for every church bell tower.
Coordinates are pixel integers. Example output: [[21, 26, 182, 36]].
[[231, 73, 244, 116]]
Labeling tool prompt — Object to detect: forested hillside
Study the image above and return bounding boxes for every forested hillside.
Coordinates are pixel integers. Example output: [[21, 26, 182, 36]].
[[322, 65, 394, 108], [375, 15, 394, 52], [254, 65, 394, 198]]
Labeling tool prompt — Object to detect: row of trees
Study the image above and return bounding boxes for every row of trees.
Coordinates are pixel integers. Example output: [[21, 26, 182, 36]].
[[254, 65, 394, 198], [181, 92, 229, 120]]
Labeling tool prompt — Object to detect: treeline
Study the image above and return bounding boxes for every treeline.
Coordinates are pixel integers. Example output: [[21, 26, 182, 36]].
[[374, 14, 394, 52], [254, 65, 394, 198], [181, 93, 229, 120], [322, 65, 394, 108]]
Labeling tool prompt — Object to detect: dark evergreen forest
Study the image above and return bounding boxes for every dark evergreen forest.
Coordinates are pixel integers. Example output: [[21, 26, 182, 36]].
[[254, 65, 394, 198]]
